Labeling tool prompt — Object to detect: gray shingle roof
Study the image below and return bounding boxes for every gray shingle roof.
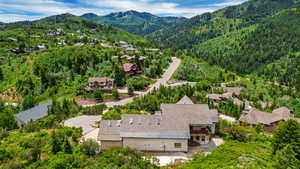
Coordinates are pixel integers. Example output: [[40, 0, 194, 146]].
[[15, 101, 52, 124], [272, 107, 293, 120], [99, 120, 122, 141], [176, 96, 194, 104], [98, 98, 219, 140], [239, 107, 292, 125]]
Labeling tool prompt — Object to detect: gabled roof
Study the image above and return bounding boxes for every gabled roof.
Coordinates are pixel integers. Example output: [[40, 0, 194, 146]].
[[272, 107, 293, 120], [239, 107, 290, 125], [88, 77, 114, 83], [161, 104, 219, 125], [99, 120, 122, 141], [223, 87, 242, 96], [98, 97, 219, 140], [206, 94, 222, 101], [123, 63, 137, 72], [15, 101, 52, 124], [176, 96, 194, 104]]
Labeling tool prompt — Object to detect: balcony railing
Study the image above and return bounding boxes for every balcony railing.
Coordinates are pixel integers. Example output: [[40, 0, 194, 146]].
[[190, 130, 209, 135]]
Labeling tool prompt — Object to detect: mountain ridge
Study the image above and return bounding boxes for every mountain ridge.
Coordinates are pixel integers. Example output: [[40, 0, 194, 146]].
[[147, 0, 300, 50], [80, 10, 187, 36]]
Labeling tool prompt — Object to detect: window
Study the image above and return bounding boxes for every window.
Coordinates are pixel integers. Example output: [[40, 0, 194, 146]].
[[196, 136, 200, 140], [174, 143, 182, 148], [201, 136, 206, 142]]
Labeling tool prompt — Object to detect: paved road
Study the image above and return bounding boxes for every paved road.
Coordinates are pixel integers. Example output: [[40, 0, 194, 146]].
[[106, 57, 181, 108], [146, 57, 181, 94]]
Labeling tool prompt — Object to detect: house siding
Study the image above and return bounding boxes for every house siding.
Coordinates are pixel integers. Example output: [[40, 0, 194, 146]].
[[101, 141, 123, 150], [123, 138, 188, 152]]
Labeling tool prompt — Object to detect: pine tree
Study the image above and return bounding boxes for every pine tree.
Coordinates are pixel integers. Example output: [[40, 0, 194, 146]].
[[93, 89, 103, 102], [0, 67, 3, 81], [112, 88, 120, 100], [272, 119, 300, 154], [22, 95, 36, 110], [128, 84, 134, 96], [113, 66, 126, 87], [63, 138, 73, 154], [51, 132, 61, 154]]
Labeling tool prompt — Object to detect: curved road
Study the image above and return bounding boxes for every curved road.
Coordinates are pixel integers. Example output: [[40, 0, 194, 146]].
[[105, 57, 181, 108]]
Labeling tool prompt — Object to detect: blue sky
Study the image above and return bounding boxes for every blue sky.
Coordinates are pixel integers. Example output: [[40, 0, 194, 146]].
[[0, 0, 248, 23]]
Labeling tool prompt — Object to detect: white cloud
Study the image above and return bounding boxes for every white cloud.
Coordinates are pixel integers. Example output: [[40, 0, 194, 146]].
[[0, 14, 42, 23], [83, 0, 215, 17], [214, 0, 247, 7]]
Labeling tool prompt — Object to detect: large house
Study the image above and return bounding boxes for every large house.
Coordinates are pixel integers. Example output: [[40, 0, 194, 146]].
[[239, 107, 294, 132], [123, 63, 139, 76], [206, 87, 243, 105], [98, 96, 218, 152], [85, 77, 114, 93]]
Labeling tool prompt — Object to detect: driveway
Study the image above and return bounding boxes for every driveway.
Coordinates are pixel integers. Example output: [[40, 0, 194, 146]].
[[219, 114, 237, 123], [64, 115, 101, 135]]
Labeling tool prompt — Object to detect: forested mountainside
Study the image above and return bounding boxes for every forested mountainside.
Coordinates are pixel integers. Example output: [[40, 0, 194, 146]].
[[81, 10, 187, 36], [191, 7, 300, 77], [147, 0, 300, 50], [259, 52, 300, 91], [0, 13, 148, 65]]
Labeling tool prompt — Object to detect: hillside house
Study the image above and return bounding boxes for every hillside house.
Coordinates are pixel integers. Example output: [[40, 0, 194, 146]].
[[206, 87, 243, 105], [239, 107, 294, 132], [85, 77, 114, 93], [15, 101, 52, 126], [120, 55, 135, 60], [123, 63, 139, 76], [125, 47, 140, 53], [98, 96, 218, 152]]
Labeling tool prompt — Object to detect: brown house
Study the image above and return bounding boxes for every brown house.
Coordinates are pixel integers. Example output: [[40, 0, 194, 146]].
[[123, 63, 139, 76], [85, 77, 114, 93], [239, 107, 294, 132], [98, 96, 218, 152], [206, 87, 243, 105]]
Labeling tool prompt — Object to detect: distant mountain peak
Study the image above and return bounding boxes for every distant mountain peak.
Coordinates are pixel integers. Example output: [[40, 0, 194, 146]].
[[105, 10, 156, 18], [81, 13, 99, 19]]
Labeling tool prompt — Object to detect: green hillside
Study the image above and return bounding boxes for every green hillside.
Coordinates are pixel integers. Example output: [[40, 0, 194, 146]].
[[259, 52, 300, 91], [81, 11, 186, 36], [147, 0, 300, 50], [0, 13, 172, 103], [191, 7, 300, 75], [0, 13, 148, 65]]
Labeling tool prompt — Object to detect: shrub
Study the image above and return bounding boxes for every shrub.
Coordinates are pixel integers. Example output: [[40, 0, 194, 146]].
[[224, 126, 249, 142], [80, 140, 100, 158], [112, 88, 120, 100], [127, 77, 150, 90], [272, 119, 300, 154]]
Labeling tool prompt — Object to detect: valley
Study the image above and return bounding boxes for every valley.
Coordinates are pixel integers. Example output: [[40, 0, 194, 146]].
[[0, 0, 300, 169]]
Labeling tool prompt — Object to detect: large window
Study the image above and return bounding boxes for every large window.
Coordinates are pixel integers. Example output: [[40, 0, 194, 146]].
[[174, 143, 182, 148]]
